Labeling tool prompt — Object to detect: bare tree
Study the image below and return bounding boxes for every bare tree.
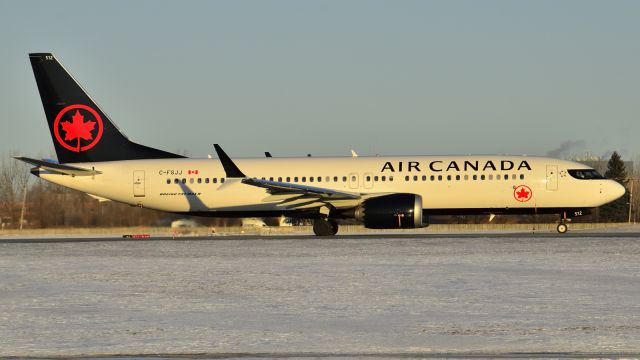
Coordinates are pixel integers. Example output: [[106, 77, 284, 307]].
[[0, 154, 31, 229]]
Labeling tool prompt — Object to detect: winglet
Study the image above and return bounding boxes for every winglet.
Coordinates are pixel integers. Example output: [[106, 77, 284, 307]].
[[213, 144, 246, 178]]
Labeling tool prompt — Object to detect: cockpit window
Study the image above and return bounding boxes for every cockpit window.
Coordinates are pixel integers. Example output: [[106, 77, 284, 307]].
[[568, 169, 605, 180]]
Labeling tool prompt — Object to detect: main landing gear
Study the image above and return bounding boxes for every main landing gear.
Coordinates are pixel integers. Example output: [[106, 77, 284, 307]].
[[556, 211, 570, 234], [313, 218, 339, 236]]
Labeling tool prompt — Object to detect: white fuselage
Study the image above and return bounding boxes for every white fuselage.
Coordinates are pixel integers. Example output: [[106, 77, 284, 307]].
[[37, 155, 624, 216]]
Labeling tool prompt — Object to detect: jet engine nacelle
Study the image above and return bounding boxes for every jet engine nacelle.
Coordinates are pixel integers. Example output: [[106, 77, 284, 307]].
[[355, 193, 425, 229]]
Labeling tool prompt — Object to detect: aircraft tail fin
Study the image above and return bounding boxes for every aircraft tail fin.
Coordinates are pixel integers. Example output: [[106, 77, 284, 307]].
[[29, 53, 184, 163]]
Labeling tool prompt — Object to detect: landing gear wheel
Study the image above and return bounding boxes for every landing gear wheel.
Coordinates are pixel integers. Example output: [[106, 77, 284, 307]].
[[557, 223, 568, 234], [328, 219, 339, 235], [313, 218, 338, 236]]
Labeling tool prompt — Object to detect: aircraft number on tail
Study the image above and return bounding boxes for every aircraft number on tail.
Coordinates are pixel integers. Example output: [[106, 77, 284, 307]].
[[45, 55, 54, 61]]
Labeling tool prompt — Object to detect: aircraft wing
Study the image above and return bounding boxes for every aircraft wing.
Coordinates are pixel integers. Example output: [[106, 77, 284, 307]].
[[213, 144, 365, 210], [15, 157, 101, 176], [242, 177, 360, 200]]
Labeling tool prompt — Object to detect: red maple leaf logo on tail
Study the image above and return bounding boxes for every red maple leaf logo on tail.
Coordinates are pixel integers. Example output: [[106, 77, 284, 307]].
[[53, 104, 104, 152], [60, 110, 96, 151]]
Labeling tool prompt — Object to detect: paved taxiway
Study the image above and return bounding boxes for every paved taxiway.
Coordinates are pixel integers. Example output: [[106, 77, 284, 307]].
[[3, 230, 640, 243], [1, 231, 639, 358]]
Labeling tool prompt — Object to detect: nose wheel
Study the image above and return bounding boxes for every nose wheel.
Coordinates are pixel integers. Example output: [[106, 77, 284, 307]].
[[313, 218, 339, 236], [556, 223, 568, 234], [556, 211, 569, 234]]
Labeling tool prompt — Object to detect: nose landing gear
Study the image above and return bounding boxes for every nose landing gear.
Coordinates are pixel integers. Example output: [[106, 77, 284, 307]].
[[556, 222, 568, 234], [556, 211, 570, 234]]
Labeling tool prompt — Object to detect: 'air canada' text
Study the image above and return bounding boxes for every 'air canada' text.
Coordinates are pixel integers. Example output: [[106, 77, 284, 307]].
[[381, 160, 532, 173]]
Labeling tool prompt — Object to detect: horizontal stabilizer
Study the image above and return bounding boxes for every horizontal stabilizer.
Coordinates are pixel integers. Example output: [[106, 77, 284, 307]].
[[15, 157, 101, 176], [87, 193, 111, 202]]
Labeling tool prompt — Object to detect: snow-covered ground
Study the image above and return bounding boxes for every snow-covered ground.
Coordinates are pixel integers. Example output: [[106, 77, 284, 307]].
[[0, 235, 639, 357]]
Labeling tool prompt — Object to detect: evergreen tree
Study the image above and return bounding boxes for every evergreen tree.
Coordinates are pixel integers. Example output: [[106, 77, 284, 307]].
[[599, 151, 629, 222]]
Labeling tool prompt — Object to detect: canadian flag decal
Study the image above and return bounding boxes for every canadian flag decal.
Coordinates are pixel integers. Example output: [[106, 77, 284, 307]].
[[188, 170, 199, 175]]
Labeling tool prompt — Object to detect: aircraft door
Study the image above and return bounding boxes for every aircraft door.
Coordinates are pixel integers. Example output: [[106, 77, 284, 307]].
[[133, 170, 145, 197], [349, 173, 359, 189], [364, 172, 373, 189], [546, 165, 558, 191]]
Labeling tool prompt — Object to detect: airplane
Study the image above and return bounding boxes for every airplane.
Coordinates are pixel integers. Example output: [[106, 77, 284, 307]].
[[17, 53, 625, 236]]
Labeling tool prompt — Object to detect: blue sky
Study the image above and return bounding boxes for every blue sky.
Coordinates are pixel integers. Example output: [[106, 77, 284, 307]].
[[1, 0, 639, 159]]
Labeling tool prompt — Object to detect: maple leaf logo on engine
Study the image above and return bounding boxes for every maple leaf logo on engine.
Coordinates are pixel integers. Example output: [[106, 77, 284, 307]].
[[53, 104, 104, 152]]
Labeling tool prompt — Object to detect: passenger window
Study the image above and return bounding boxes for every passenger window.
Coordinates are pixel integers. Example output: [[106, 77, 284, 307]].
[[438, 175, 442, 181], [488, 175, 493, 180], [302, 177, 306, 182], [447, 175, 451, 181], [325, 176, 330, 182], [389, 176, 394, 181], [366, 176, 371, 181], [456, 175, 460, 181], [351, 176, 356, 182], [205, 178, 210, 184], [269, 177, 274, 181], [309, 177, 314, 182], [342, 176, 347, 182], [197, 178, 202, 184], [504, 174, 509, 181], [512, 174, 516, 180], [430, 175, 435, 181], [261, 177, 266, 180], [422, 175, 427, 181], [294, 177, 299, 182], [166, 179, 171, 184], [174, 179, 179, 184], [473, 175, 477, 180], [496, 175, 501, 180], [464, 175, 469, 180], [374, 176, 379, 181], [480, 175, 485, 180], [520, 174, 525, 180], [286, 177, 291, 182], [317, 176, 322, 182], [413, 175, 418, 181], [221, 178, 225, 183], [213, 178, 218, 184], [182, 178, 186, 184], [382, 176, 386, 182], [405, 175, 410, 181], [278, 177, 282, 182], [334, 176, 338, 182]]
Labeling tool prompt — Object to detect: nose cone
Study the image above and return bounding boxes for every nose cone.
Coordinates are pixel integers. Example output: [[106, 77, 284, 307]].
[[610, 181, 626, 201]]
